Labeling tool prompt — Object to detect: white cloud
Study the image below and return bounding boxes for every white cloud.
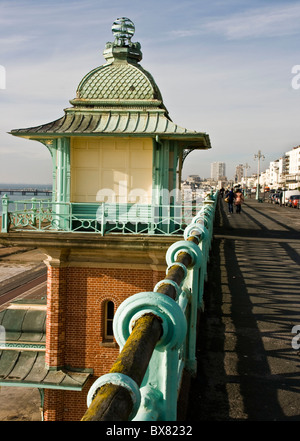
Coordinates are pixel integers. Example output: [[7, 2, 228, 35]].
[[169, 3, 300, 40], [208, 4, 300, 39]]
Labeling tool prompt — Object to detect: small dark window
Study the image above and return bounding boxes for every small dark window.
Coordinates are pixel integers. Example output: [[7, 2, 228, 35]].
[[105, 301, 114, 340]]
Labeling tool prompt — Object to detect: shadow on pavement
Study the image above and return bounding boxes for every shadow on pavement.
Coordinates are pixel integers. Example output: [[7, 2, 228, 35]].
[[187, 197, 300, 421]]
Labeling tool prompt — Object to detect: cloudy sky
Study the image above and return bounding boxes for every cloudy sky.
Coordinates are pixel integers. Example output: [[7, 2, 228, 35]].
[[0, 0, 300, 184]]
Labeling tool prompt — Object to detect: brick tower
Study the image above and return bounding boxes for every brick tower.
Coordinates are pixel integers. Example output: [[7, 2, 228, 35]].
[[1, 18, 211, 420]]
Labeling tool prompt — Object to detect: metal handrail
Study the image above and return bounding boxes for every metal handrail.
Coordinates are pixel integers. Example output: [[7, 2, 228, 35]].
[[81, 191, 218, 421]]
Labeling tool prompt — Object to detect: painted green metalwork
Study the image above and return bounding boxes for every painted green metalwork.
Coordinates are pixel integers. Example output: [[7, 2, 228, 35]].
[[2, 196, 207, 236], [1, 194, 8, 233], [0, 342, 45, 350], [82, 191, 218, 421], [8, 18, 211, 230]]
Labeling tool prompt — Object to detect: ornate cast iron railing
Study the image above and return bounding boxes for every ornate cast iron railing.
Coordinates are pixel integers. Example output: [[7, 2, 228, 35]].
[[81, 191, 218, 421], [1, 195, 205, 236]]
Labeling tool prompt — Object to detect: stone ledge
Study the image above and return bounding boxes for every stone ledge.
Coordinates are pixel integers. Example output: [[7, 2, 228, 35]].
[[0, 232, 181, 269]]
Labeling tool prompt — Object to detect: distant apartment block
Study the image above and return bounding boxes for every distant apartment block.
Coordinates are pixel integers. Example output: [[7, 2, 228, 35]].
[[235, 164, 244, 183], [211, 162, 226, 181]]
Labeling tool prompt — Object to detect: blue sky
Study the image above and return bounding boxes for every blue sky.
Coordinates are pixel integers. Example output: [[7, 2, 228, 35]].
[[0, 0, 300, 184]]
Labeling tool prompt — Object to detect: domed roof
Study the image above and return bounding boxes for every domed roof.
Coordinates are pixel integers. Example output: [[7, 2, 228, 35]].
[[10, 18, 211, 152], [76, 63, 162, 102], [70, 17, 164, 109]]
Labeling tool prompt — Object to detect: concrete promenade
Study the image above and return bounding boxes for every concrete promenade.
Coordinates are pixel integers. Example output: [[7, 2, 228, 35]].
[[0, 246, 46, 308], [188, 196, 300, 421]]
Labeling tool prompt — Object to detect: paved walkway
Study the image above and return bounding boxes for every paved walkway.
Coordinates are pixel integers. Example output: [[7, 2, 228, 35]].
[[0, 247, 46, 299], [188, 197, 300, 421]]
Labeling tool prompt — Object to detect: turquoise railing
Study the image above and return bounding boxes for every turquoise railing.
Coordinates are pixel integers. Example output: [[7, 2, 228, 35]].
[[1, 195, 204, 236], [81, 191, 218, 421]]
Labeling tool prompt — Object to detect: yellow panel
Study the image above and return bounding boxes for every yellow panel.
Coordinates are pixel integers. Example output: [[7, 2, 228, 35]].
[[72, 137, 88, 149], [115, 139, 129, 150], [130, 149, 152, 169], [128, 138, 152, 150], [74, 149, 99, 168], [71, 137, 152, 203], [102, 149, 127, 168], [103, 138, 116, 149], [131, 171, 151, 188], [101, 170, 127, 189], [75, 169, 99, 193], [87, 138, 102, 149]]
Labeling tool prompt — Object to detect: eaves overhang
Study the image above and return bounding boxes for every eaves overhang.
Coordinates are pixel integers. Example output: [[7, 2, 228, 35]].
[[10, 111, 211, 150], [0, 351, 91, 391], [0, 301, 91, 391]]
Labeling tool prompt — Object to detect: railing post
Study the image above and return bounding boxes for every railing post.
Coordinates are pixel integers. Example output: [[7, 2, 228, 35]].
[[149, 204, 156, 234], [52, 202, 70, 231], [1, 194, 9, 233], [31, 197, 37, 227], [101, 202, 106, 235]]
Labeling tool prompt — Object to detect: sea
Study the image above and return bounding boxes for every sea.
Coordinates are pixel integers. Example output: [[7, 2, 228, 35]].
[[0, 183, 52, 216]]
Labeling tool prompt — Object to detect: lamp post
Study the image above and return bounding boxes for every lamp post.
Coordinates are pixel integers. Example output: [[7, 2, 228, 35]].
[[254, 150, 265, 200]]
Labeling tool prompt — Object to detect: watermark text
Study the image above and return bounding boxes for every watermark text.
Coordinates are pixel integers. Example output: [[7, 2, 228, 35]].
[[292, 325, 300, 350], [291, 65, 300, 90], [0, 65, 6, 90]]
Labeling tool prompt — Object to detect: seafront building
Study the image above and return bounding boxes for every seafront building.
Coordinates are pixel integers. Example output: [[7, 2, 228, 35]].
[[239, 146, 300, 191], [280, 146, 300, 189], [210, 162, 226, 181], [0, 18, 211, 420], [234, 164, 244, 184]]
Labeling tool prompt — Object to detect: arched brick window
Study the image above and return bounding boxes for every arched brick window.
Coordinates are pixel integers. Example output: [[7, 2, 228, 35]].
[[104, 300, 114, 341]]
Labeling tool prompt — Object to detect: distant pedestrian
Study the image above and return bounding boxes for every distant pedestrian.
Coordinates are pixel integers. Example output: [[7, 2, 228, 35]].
[[220, 187, 225, 198], [227, 188, 235, 213], [235, 189, 244, 213]]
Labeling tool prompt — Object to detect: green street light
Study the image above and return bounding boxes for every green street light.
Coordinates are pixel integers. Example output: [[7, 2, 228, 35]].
[[254, 150, 265, 201]]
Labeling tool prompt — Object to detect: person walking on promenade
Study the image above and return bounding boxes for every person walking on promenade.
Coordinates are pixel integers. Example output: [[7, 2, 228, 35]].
[[235, 189, 244, 213], [227, 188, 235, 214]]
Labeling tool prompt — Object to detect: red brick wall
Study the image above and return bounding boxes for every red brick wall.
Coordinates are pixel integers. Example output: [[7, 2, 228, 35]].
[[44, 265, 165, 421], [43, 389, 64, 421], [46, 266, 67, 368]]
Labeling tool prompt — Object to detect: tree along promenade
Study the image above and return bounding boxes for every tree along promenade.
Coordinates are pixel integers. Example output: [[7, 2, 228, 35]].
[[187, 196, 300, 421]]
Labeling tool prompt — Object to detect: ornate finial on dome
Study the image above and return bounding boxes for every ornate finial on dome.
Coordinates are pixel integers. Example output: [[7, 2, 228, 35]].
[[112, 17, 135, 47], [103, 18, 142, 64]]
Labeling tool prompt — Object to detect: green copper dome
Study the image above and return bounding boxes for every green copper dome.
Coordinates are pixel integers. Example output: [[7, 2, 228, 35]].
[[70, 17, 164, 109], [75, 63, 162, 102], [10, 17, 211, 152]]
